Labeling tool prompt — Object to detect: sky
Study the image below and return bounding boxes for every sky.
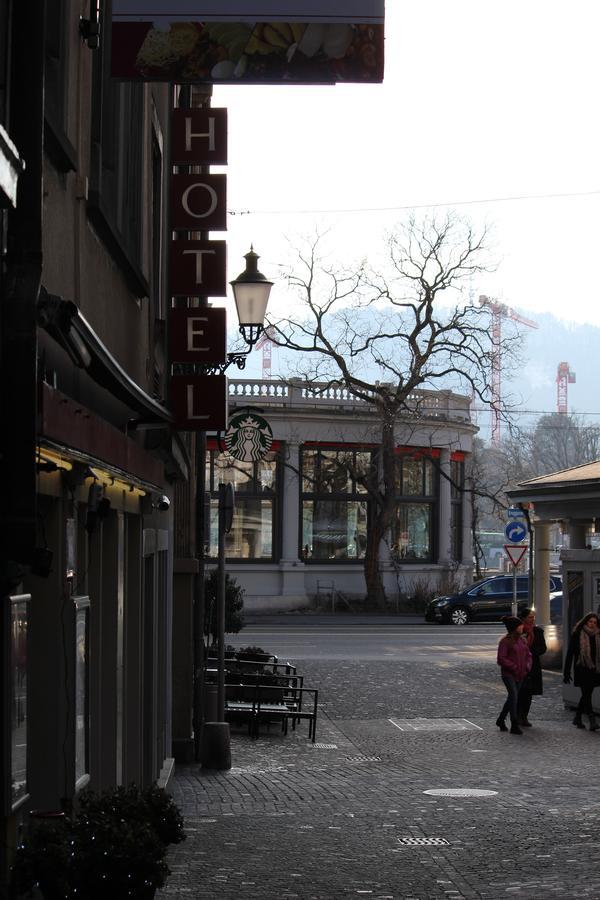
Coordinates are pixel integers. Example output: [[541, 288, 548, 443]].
[[211, 0, 600, 355]]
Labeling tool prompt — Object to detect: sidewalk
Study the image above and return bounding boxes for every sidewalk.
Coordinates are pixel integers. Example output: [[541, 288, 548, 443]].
[[158, 657, 600, 899]]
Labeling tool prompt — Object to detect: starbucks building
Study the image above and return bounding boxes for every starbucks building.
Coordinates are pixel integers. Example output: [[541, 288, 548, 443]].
[[204, 378, 476, 611]]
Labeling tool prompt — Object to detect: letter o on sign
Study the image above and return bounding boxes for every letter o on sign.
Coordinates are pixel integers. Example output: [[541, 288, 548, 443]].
[[171, 174, 227, 231], [181, 182, 218, 220]]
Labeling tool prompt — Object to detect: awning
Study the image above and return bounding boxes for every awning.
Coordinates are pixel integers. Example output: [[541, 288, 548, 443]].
[[37, 287, 172, 425]]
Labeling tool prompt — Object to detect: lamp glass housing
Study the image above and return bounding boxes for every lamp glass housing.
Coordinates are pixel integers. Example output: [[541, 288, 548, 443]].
[[230, 247, 273, 348]]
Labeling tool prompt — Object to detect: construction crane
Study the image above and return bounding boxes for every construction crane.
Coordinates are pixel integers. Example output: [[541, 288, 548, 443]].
[[556, 362, 576, 414], [255, 326, 275, 379], [478, 295, 539, 446]]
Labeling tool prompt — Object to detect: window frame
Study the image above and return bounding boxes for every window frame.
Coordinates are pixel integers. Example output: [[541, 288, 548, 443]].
[[205, 444, 282, 563], [88, 6, 148, 297], [392, 451, 439, 563], [74, 595, 90, 791], [299, 444, 375, 564], [450, 458, 464, 562], [44, 0, 78, 172], [5, 594, 31, 814]]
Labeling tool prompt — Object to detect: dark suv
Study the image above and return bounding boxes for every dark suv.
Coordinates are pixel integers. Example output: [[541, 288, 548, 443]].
[[425, 574, 563, 626]]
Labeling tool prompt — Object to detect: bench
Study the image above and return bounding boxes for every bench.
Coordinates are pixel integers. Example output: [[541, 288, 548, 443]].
[[224, 681, 318, 742]]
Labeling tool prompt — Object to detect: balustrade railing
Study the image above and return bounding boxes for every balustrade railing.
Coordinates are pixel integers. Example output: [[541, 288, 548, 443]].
[[228, 379, 471, 423]]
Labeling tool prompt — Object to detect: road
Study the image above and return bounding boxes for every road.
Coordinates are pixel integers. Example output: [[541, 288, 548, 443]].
[[228, 616, 504, 662]]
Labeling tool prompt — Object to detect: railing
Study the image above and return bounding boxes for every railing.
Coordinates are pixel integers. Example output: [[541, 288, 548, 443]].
[[228, 379, 472, 423]]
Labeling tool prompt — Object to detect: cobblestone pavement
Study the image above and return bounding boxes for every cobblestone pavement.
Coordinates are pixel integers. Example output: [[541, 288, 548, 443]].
[[158, 656, 600, 900]]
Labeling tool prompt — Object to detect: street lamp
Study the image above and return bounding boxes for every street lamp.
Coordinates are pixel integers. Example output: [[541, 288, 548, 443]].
[[230, 246, 273, 350], [197, 247, 272, 771], [199, 247, 273, 376]]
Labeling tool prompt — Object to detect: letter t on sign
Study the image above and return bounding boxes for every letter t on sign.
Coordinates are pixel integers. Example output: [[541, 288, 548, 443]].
[[171, 108, 228, 166]]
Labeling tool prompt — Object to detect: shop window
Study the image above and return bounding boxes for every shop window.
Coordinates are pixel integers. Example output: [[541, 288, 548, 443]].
[[450, 459, 464, 561], [74, 596, 90, 788], [10, 594, 29, 809], [301, 447, 373, 561], [392, 453, 438, 561], [205, 448, 280, 561]]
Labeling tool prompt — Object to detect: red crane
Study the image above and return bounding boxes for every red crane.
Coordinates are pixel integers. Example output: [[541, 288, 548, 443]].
[[556, 361, 576, 414], [255, 326, 275, 379], [478, 295, 539, 445]]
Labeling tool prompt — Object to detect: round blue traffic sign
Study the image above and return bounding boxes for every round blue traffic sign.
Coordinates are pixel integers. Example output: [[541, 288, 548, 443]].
[[505, 520, 527, 543]]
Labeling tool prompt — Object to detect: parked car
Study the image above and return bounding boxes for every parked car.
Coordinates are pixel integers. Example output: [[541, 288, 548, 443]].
[[425, 574, 563, 626]]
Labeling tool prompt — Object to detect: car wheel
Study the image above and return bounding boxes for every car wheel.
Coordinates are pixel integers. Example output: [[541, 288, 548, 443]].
[[450, 606, 470, 626]]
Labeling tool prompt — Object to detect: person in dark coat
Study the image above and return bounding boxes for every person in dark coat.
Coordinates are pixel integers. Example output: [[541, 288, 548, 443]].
[[496, 616, 532, 735], [517, 607, 546, 727], [563, 612, 600, 731]]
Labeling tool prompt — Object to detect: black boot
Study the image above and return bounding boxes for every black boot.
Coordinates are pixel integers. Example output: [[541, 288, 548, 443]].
[[510, 723, 523, 735], [573, 711, 586, 729], [496, 715, 508, 732], [589, 714, 599, 732]]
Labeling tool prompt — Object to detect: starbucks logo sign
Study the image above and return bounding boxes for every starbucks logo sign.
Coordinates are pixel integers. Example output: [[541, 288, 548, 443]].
[[225, 411, 273, 462]]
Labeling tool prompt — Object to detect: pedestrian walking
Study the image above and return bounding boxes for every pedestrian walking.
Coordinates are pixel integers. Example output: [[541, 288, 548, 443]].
[[517, 607, 547, 727], [496, 615, 532, 735], [563, 612, 600, 731]]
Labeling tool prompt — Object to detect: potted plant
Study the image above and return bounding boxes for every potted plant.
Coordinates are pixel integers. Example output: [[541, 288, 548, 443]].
[[204, 570, 245, 645], [9, 785, 185, 899], [9, 813, 71, 900], [71, 810, 168, 900], [236, 645, 272, 663]]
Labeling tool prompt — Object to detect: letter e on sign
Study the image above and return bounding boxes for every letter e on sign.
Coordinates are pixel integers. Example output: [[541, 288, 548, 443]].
[[170, 307, 226, 364]]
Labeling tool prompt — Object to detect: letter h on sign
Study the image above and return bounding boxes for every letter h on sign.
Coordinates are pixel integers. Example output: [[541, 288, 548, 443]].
[[171, 108, 228, 166]]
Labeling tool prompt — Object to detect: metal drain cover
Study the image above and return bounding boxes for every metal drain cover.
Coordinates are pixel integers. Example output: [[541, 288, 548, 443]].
[[423, 788, 498, 797], [398, 837, 450, 846], [346, 755, 381, 762], [390, 718, 482, 732], [311, 743, 338, 749]]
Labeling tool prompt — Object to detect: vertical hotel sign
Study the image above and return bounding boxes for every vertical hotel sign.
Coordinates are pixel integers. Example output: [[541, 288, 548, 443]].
[[170, 108, 228, 431], [111, 1, 384, 84]]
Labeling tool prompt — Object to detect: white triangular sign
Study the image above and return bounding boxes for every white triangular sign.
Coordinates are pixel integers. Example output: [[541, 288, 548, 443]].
[[504, 544, 528, 566]]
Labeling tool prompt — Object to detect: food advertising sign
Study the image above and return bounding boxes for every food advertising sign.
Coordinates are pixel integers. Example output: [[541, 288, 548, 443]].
[[111, 1, 384, 84]]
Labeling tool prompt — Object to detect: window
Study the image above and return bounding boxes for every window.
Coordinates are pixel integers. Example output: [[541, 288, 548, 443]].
[[45, 0, 78, 171], [450, 458, 464, 561], [301, 447, 373, 561], [74, 596, 90, 787], [88, 12, 148, 296], [392, 453, 438, 561], [205, 448, 280, 560], [10, 594, 29, 809]]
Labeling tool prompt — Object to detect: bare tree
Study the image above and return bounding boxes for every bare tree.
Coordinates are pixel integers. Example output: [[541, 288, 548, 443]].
[[269, 214, 523, 608]]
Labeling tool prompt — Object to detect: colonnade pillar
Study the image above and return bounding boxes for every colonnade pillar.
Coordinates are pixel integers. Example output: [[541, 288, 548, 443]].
[[533, 521, 551, 626]]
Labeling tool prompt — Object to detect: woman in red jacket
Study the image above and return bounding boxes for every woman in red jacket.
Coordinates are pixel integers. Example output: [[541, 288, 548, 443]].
[[496, 615, 532, 735]]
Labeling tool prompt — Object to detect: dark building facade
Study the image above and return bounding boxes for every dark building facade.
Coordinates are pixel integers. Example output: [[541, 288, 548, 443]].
[[0, 1, 190, 883]]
